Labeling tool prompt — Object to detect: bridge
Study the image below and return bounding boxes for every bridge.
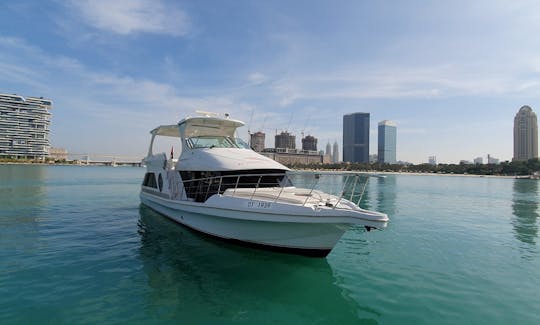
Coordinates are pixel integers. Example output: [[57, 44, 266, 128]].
[[67, 153, 144, 167]]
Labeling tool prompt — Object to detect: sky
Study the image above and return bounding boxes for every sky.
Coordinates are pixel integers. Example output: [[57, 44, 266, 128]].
[[1, 0, 540, 163]]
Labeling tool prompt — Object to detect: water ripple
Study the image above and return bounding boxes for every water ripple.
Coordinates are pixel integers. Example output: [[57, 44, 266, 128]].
[[1, 167, 539, 324]]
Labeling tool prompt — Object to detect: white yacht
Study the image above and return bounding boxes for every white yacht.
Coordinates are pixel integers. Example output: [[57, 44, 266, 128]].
[[140, 112, 388, 257]]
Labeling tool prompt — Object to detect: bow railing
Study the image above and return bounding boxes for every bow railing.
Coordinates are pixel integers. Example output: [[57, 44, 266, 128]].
[[171, 171, 371, 209]]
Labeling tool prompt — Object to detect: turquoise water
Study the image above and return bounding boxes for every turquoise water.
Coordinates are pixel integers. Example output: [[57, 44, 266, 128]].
[[1, 165, 539, 324]]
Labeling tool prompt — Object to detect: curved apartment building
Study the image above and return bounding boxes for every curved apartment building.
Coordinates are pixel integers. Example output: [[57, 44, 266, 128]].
[[0, 93, 52, 159], [513, 105, 538, 162]]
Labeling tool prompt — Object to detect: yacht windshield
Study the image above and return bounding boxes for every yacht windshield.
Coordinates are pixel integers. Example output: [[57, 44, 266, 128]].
[[235, 137, 250, 149], [187, 136, 240, 149]]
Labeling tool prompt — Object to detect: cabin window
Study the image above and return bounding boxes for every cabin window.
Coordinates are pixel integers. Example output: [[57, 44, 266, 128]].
[[186, 136, 240, 149], [142, 172, 158, 188], [235, 137, 250, 149]]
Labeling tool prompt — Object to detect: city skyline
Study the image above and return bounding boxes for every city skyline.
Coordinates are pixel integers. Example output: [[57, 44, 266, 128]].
[[2, 1, 540, 163]]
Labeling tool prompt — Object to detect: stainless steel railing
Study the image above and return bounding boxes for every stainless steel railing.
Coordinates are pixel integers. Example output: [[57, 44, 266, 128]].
[[170, 171, 371, 209]]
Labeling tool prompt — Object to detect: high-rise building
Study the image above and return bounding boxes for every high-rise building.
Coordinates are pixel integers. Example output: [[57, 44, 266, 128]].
[[487, 154, 499, 164], [250, 131, 265, 152], [513, 105, 538, 161], [332, 141, 339, 163], [301, 135, 317, 151], [275, 131, 296, 150], [377, 120, 397, 164], [325, 142, 331, 156], [0, 93, 53, 159], [428, 156, 437, 165], [323, 141, 332, 163], [343, 112, 369, 163], [474, 157, 483, 164]]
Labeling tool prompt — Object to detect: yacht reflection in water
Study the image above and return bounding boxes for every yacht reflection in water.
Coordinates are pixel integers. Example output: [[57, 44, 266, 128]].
[[136, 205, 378, 323], [512, 179, 539, 245], [376, 176, 397, 216]]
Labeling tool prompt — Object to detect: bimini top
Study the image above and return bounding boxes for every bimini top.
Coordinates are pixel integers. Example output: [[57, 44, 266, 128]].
[[150, 113, 244, 139], [147, 112, 288, 172]]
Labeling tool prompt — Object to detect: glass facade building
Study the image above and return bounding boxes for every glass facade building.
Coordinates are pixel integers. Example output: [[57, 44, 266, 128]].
[[0, 93, 52, 159], [343, 112, 369, 163], [513, 105, 538, 161], [378, 120, 397, 164]]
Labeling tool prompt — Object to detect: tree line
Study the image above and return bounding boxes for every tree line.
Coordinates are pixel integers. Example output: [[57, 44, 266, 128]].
[[288, 158, 540, 176]]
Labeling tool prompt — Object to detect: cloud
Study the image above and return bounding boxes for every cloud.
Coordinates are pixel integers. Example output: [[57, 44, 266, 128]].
[[0, 35, 256, 154], [247, 72, 268, 86], [268, 61, 540, 106], [0, 35, 246, 114], [67, 0, 190, 36], [0, 36, 74, 91], [87, 73, 253, 117]]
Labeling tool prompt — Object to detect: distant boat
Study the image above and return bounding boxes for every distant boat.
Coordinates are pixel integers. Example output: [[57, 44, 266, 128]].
[[516, 172, 540, 180], [139, 112, 388, 257]]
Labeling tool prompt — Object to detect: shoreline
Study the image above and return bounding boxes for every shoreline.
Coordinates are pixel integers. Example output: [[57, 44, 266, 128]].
[[0, 162, 536, 178], [293, 169, 523, 179], [0, 162, 142, 167], [368, 171, 517, 179]]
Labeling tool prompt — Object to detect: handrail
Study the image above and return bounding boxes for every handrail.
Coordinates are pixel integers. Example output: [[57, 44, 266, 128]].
[[172, 171, 370, 209], [232, 176, 241, 196], [274, 174, 288, 203], [250, 175, 263, 200], [179, 172, 287, 183], [333, 174, 351, 209], [349, 174, 359, 202], [357, 177, 369, 206], [303, 173, 320, 206]]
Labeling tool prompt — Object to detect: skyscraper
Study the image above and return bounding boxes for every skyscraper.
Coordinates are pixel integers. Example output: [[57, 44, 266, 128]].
[[275, 131, 296, 150], [332, 141, 339, 163], [513, 106, 538, 161], [377, 120, 397, 164], [325, 142, 331, 156], [0, 93, 53, 159], [301, 135, 317, 151], [343, 112, 369, 163]]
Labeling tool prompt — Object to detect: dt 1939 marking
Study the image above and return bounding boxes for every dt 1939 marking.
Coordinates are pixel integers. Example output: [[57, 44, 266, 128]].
[[247, 201, 272, 209]]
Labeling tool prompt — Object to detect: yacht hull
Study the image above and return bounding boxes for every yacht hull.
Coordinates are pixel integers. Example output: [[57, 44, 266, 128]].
[[140, 192, 380, 257]]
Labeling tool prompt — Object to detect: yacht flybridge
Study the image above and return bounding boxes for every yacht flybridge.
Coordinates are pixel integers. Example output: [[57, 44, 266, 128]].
[[140, 112, 388, 257]]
